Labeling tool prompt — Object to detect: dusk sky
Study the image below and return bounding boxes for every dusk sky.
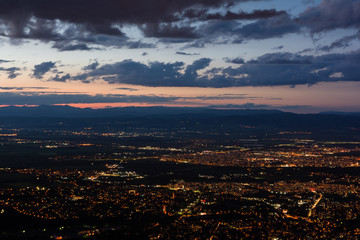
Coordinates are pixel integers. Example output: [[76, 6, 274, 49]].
[[0, 0, 360, 113]]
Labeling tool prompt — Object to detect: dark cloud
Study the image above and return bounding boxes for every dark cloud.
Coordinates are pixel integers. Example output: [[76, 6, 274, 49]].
[[127, 41, 156, 49], [0, 7, 154, 49], [224, 57, 245, 64], [0, 0, 235, 41], [188, 12, 299, 46], [216, 51, 360, 87], [83, 61, 99, 71], [74, 58, 211, 87], [318, 34, 358, 52], [202, 9, 286, 21], [176, 51, 199, 56], [0, 0, 305, 47], [0, 0, 358, 49], [247, 52, 313, 64], [181, 94, 257, 101], [7, 71, 20, 79], [67, 51, 360, 87], [46, 30, 153, 50], [200, 20, 241, 39], [231, 13, 300, 40], [299, 0, 360, 33], [51, 74, 71, 82], [33, 61, 56, 79], [53, 42, 93, 51], [0, 0, 231, 26], [141, 23, 198, 39], [116, 88, 138, 92], [297, 48, 313, 54], [183, 58, 212, 79], [0, 87, 48, 90], [0, 59, 13, 63], [0, 87, 25, 90], [302, 0, 315, 5], [0, 92, 179, 105], [0, 67, 21, 79], [0, 91, 279, 107], [273, 45, 284, 50]]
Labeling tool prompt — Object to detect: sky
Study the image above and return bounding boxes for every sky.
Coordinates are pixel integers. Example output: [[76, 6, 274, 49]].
[[0, 0, 360, 113]]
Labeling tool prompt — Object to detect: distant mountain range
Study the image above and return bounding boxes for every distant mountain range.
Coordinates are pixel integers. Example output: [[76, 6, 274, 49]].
[[0, 106, 359, 140], [0, 105, 286, 118], [0, 105, 359, 118]]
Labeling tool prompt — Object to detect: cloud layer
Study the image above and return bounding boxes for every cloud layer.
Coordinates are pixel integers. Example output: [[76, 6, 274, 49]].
[[65, 51, 360, 87], [0, 0, 360, 110], [0, 0, 308, 49], [0, 0, 359, 51]]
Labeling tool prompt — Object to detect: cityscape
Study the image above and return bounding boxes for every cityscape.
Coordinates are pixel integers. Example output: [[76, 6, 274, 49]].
[[0, 108, 360, 239]]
